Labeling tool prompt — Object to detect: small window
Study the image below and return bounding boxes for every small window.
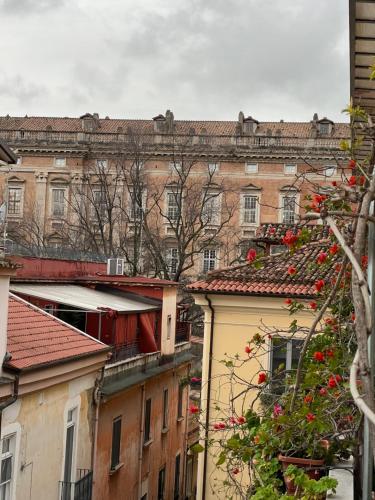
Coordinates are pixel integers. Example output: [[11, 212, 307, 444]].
[[177, 384, 184, 419], [242, 195, 258, 225], [281, 195, 296, 224], [111, 417, 122, 470], [44, 304, 54, 314], [166, 248, 178, 275], [167, 315, 172, 340], [167, 192, 180, 221], [203, 249, 217, 273], [144, 398, 152, 443], [92, 190, 106, 219], [55, 157, 66, 168], [245, 163, 258, 174], [7, 187, 22, 215], [52, 188, 65, 217], [202, 193, 221, 225], [16, 157, 22, 165], [207, 162, 219, 175], [319, 123, 330, 135], [158, 467, 166, 500], [174, 454, 181, 500], [284, 164, 297, 175], [0, 434, 15, 500], [270, 338, 304, 393], [96, 159, 108, 170], [324, 165, 336, 177], [162, 389, 169, 430], [169, 161, 182, 174], [129, 189, 145, 222]]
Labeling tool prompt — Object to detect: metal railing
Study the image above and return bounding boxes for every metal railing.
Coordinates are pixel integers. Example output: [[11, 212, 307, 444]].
[[109, 339, 141, 363], [175, 321, 191, 344], [59, 469, 92, 500]]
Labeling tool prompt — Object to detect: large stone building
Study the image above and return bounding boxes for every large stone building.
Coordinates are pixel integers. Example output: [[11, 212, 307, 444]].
[[0, 112, 349, 279]]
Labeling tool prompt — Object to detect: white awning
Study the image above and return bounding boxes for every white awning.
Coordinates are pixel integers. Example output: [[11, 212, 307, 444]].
[[10, 284, 159, 313]]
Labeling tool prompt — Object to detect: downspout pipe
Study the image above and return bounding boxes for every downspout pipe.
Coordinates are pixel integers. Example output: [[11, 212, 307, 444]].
[[202, 294, 215, 500], [92, 367, 105, 500]]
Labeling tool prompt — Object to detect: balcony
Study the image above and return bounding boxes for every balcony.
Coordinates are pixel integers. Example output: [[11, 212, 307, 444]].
[[175, 321, 191, 345], [59, 469, 93, 500], [109, 339, 141, 363]]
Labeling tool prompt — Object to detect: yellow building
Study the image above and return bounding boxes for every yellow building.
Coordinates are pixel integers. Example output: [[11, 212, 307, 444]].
[[188, 235, 327, 499]]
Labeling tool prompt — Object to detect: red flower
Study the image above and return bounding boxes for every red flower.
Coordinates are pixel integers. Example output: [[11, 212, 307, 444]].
[[335, 374, 342, 383], [349, 159, 356, 169], [313, 351, 325, 362], [362, 255, 368, 268], [335, 263, 342, 273], [191, 377, 201, 383], [246, 248, 257, 263], [309, 301, 317, 310], [313, 194, 326, 204], [306, 413, 315, 422], [288, 266, 296, 276], [351, 313, 356, 322], [282, 230, 297, 247], [326, 349, 334, 358], [317, 252, 328, 264], [328, 375, 341, 388], [315, 279, 325, 292], [258, 372, 267, 384], [269, 227, 276, 234], [285, 298, 292, 305], [304, 394, 313, 404], [319, 388, 327, 396], [348, 175, 357, 186], [345, 415, 354, 422], [213, 422, 226, 430], [237, 416, 246, 425], [245, 346, 252, 354], [232, 467, 240, 475], [359, 175, 366, 186], [329, 244, 339, 255], [189, 404, 199, 414], [332, 180, 337, 186], [325, 318, 334, 325]]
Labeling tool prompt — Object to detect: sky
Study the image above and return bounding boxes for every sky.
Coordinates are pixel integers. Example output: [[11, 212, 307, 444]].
[[0, 0, 349, 122]]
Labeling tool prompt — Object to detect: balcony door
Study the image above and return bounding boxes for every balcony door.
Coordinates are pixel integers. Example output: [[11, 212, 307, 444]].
[[62, 408, 77, 500]]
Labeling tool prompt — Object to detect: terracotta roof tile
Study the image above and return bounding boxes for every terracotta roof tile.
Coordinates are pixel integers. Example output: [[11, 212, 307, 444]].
[[253, 223, 330, 244], [6, 295, 108, 371], [187, 242, 339, 298]]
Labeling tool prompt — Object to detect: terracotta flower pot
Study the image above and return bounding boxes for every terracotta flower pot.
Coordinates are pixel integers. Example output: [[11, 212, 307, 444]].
[[278, 454, 325, 495]]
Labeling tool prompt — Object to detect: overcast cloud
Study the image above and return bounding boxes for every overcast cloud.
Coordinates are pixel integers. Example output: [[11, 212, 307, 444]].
[[0, 0, 349, 122]]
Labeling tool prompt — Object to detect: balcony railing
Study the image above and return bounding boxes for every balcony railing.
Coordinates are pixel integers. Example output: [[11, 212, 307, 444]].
[[59, 469, 92, 500], [109, 340, 141, 363], [175, 321, 191, 344]]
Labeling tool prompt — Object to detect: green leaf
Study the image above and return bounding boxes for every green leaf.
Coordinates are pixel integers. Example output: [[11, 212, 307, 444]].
[[190, 443, 204, 454]]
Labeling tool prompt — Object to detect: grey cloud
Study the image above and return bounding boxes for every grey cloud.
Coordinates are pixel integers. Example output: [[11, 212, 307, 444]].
[[0, 0, 65, 15], [0, 74, 46, 106]]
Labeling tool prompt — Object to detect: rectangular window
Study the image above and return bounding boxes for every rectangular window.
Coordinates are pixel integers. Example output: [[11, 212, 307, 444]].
[[162, 389, 169, 430], [166, 248, 178, 275], [208, 162, 219, 175], [169, 161, 182, 174], [144, 398, 152, 444], [55, 157, 66, 168], [0, 434, 15, 500], [111, 417, 122, 470], [242, 195, 258, 224], [92, 190, 106, 218], [96, 159, 108, 170], [174, 454, 181, 500], [167, 315, 172, 340], [203, 249, 217, 273], [7, 187, 22, 215], [185, 455, 194, 497], [52, 188, 65, 217], [158, 467, 166, 500], [16, 157, 22, 165], [202, 193, 220, 225], [324, 165, 336, 177], [319, 123, 330, 135], [167, 192, 180, 221], [270, 337, 304, 393], [284, 164, 297, 175], [282, 196, 296, 224], [63, 407, 77, 498], [129, 190, 144, 222], [245, 163, 258, 174], [177, 384, 184, 419]]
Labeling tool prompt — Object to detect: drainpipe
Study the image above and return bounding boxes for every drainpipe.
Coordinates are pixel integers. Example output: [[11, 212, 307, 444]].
[[202, 294, 215, 500], [137, 383, 146, 499], [182, 362, 191, 499], [0, 374, 19, 438], [91, 367, 104, 500]]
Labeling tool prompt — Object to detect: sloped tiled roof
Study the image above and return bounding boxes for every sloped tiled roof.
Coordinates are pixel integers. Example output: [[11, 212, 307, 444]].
[[6, 294, 108, 371], [187, 242, 339, 298], [0, 115, 350, 138], [254, 223, 330, 244]]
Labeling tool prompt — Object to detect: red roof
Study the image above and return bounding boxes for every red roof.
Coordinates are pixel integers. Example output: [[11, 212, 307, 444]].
[[187, 242, 339, 298], [6, 295, 108, 371]]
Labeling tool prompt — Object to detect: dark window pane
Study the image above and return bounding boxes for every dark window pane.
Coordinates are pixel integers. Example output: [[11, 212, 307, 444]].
[[144, 399, 152, 443], [111, 417, 122, 469], [0, 457, 11, 483], [162, 390, 168, 429], [174, 454, 180, 500], [64, 425, 74, 483], [158, 467, 165, 500], [177, 385, 183, 418]]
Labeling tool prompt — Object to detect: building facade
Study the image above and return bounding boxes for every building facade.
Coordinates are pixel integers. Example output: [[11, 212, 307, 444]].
[[0, 112, 349, 279]]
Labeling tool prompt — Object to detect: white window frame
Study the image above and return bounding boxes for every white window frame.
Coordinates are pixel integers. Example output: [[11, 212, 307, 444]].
[[16, 157, 22, 166], [202, 192, 221, 226], [284, 164, 297, 175], [207, 162, 219, 176], [0, 434, 16, 500], [324, 165, 336, 177], [54, 157, 66, 168], [245, 163, 258, 174], [7, 186, 23, 217], [96, 159, 108, 170], [51, 188, 67, 218], [128, 188, 146, 222], [166, 247, 178, 275], [92, 189, 106, 219], [61, 397, 80, 499], [318, 122, 330, 135], [241, 193, 259, 226], [0, 423, 21, 500], [203, 248, 218, 273], [279, 192, 299, 224], [166, 191, 180, 222], [169, 161, 182, 174]]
